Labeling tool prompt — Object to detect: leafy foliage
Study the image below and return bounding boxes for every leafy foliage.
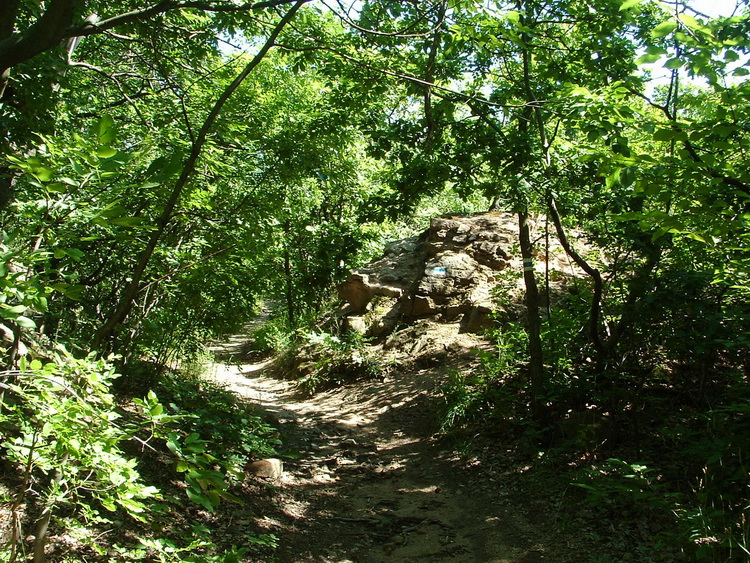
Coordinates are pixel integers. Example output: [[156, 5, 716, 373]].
[[1, 0, 750, 559], [0, 350, 159, 561], [293, 330, 384, 396]]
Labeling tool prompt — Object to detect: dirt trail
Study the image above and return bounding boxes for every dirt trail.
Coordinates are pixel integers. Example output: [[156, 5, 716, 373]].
[[207, 325, 571, 562]]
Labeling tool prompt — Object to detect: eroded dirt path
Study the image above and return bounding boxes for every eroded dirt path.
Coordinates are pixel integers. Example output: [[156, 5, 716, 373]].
[[207, 325, 571, 562]]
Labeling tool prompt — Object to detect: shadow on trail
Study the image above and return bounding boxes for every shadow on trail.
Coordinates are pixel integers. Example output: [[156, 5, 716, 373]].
[[234, 365, 558, 563]]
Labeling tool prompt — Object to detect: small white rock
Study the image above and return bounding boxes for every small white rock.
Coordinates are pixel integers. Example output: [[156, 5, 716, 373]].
[[248, 458, 284, 480]]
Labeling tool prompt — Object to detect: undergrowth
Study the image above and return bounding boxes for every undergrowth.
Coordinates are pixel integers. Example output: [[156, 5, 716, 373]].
[[0, 347, 281, 562], [294, 330, 384, 395], [436, 306, 750, 560]]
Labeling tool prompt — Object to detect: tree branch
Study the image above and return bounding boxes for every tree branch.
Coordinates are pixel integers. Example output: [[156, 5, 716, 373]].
[[321, 0, 437, 38], [547, 196, 605, 355], [628, 87, 750, 199], [0, 0, 80, 71], [92, 0, 310, 351], [66, 0, 306, 38], [0, 0, 20, 40], [0, 0, 306, 76]]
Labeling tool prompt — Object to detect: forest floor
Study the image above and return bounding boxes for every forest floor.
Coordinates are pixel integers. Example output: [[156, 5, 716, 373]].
[[204, 321, 595, 563]]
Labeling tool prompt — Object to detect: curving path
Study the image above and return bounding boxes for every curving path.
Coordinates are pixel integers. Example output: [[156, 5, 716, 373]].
[[207, 323, 576, 562]]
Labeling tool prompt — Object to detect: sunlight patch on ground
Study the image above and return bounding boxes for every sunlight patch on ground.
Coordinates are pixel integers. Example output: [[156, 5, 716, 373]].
[[396, 485, 442, 494]]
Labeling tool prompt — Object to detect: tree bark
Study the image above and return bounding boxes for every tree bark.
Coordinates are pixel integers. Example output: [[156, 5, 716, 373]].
[[283, 219, 296, 327], [518, 211, 546, 423], [514, 7, 547, 423], [91, 0, 308, 351], [0, 0, 80, 80], [546, 196, 606, 355], [0, 1, 305, 98]]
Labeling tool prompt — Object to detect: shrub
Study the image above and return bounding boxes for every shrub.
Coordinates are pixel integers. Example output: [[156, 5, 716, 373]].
[[0, 350, 159, 562], [294, 330, 383, 395]]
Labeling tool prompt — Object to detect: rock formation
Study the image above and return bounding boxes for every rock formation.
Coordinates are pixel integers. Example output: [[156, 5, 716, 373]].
[[337, 212, 583, 337]]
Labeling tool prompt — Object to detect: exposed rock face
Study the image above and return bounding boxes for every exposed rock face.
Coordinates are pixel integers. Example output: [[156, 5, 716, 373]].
[[338, 213, 528, 337], [337, 212, 586, 338]]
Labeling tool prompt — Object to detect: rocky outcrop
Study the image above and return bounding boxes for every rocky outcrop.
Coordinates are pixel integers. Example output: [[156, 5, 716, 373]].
[[337, 212, 585, 338], [337, 214, 513, 336]]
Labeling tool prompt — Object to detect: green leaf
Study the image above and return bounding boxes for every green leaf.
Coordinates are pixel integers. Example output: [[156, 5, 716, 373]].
[[619, 0, 645, 10], [653, 128, 687, 141], [620, 167, 636, 187], [651, 21, 677, 38], [686, 232, 708, 243], [51, 283, 84, 300], [186, 488, 215, 511], [678, 14, 700, 30], [97, 146, 117, 159], [65, 248, 85, 261], [636, 53, 663, 65], [733, 68, 749, 77], [664, 58, 684, 70], [612, 144, 631, 157], [108, 216, 145, 227], [95, 114, 117, 145], [724, 49, 740, 63], [2, 304, 27, 315], [185, 433, 202, 445], [34, 167, 54, 182], [15, 316, 36, 329], [166, 437, 180, 455], [505, 10, 520, 24], [605, 168, 621, 189], [45, 183, 67, 194]]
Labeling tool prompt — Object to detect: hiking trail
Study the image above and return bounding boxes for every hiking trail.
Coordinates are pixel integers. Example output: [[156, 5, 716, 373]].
[[206, 320, 580, 562]]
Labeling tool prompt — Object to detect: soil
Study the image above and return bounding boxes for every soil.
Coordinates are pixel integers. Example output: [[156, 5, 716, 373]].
[[206, 321, 585, 563]]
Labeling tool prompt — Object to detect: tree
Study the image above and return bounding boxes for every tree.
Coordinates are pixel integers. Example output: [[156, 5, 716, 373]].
[[0, 0, 306, 97], [91, 0, 309, 350]]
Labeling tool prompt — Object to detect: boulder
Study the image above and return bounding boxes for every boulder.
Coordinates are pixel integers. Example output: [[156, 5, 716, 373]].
[[337, 236, 424, 314]]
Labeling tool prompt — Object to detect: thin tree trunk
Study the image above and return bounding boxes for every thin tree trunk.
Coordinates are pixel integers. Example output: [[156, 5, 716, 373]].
[[518, 211, 546, 423], [546, 196, 605, 355], [283, 220, 296, 327], [515, 8, 547, 423], [91, 0, 307, 351], [32, 455, 67, 563]]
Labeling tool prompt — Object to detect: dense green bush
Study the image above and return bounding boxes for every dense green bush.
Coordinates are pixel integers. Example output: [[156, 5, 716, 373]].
[[0, 350, 159, 561], [294, 330, 384, 396], [0, 348, 280, 561]]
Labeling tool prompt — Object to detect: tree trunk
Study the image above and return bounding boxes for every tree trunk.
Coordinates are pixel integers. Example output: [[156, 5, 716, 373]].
[[518, 211, 546, 423], [283, 220, 296, 327], [546, 196, 606, 356], [0, 0, 80, 99]]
